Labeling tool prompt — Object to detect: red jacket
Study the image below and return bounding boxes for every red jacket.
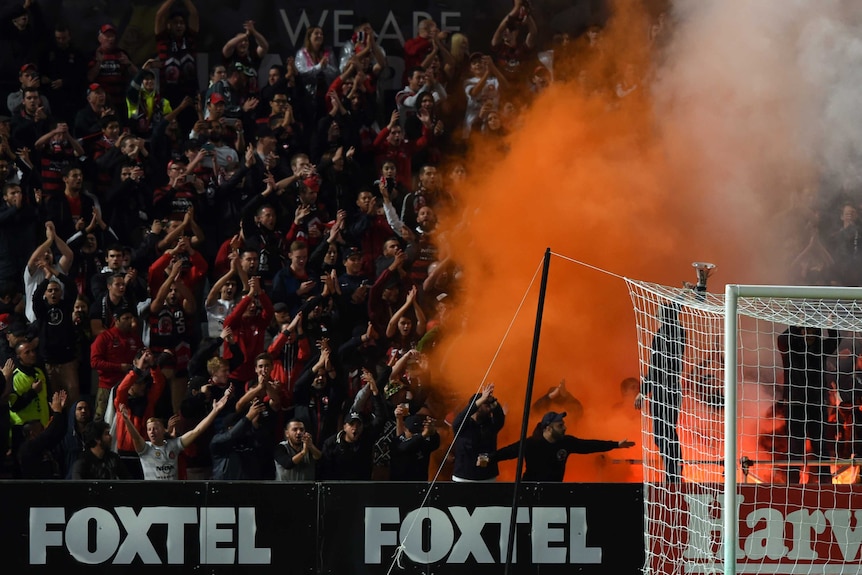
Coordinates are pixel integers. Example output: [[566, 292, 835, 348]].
[[113, 368, 166, 453], [373, 126, 429, 188], [223, 293, 274, 382], [90, 327, 143, 390]]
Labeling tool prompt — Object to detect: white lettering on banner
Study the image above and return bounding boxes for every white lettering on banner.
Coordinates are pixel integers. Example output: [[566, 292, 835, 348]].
[[679, 492, 862, 570], [278, 10, 462, 48], [365, 506, 602, 565], [29, 507, 270, 565]]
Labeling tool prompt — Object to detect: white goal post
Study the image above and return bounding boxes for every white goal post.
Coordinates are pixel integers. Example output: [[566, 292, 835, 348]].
[[627, 279, 862, 575]]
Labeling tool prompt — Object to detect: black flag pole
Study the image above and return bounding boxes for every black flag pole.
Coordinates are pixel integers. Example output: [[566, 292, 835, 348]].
[[503, 247, 551, 575]]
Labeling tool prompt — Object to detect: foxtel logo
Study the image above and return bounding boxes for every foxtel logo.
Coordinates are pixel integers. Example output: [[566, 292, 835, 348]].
[[366, 506, 602, 564], [30, 507, 270, 565]]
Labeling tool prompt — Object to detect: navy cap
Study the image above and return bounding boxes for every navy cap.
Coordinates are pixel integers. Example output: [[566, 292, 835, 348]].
[[540, 411, 566, 427]]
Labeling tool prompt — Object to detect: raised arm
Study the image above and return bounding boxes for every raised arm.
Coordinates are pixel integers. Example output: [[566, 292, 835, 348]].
[[181, 390, 231, 446], [245, 20, 269, 57], [149, 259, 182, 315], [386, 285, 418, 338], [118, 404, 147, 454], [52, 222, 75, 274], [155, 0, 175, 36], [206, 261, 237, 309], [222, 31, 247, 59], [26, 224, 53, 274], [184, 0, 199, 33]]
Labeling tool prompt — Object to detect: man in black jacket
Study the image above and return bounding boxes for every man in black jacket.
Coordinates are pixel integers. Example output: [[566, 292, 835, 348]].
[[491, 411, 634, 482], [18, 390, 68, 478], [71, 420, 129, 479], [451, 382, 505, 482]]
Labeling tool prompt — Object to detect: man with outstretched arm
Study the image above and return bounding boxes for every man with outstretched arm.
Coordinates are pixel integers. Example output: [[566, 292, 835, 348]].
[[118, 389, 230, 480]]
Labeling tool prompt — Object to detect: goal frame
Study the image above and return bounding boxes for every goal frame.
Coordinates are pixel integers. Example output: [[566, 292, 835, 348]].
[[722, 284, 862, 575]]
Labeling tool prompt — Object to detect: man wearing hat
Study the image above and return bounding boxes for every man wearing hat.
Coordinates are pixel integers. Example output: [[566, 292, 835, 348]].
[[335, 246, 371, 331], [452, 382, 505, 482], [73, 82, 110, 140], [6, 63, 51, 117], [490, 411, 635, 482], [210, 63, 252, 118], [88, 23, 138, 110]]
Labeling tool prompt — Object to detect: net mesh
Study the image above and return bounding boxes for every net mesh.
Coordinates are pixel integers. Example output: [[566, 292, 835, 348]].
[[626, 279, 862, 575]]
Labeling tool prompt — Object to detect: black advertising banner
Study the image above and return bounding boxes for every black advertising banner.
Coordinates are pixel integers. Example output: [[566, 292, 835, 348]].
[[0, 481, 643, 574], [319, 482, 644, 575], [0, 481, 318, 574]]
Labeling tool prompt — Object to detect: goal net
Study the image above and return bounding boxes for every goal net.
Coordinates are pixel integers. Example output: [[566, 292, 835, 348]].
[[627, 279, 862, 575]]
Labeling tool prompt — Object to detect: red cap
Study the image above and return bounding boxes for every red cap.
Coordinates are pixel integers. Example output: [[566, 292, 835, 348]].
[[99, 24, 117, 35], [209, 93, 226, 105], [87, 82, 104, 95], [19, 63, 37, 74]]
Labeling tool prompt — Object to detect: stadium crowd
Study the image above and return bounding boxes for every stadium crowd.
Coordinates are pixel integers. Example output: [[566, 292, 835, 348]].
[[0, 0, 659, 481]]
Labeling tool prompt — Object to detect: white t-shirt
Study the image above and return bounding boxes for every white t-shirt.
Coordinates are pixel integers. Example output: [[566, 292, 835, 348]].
[[138, 437, 185, 480], [24, 263, 63, 323], [463, 76, 500, 138], [206, 298, 235, 338]]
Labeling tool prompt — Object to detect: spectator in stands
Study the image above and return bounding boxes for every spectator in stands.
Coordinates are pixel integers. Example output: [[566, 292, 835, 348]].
[[390, 408, 440, 481], [71, 419, 129, 479], [154, 0, 200, 107], [7, 63, 51, 117], [635, 303, 686, 483], [223, 276, 274, 384], [490, 0, 538, 83], [452, 383, 505, 482], [145, 261, 197, 411], [118, 389, 229, 480], [373, 110, 429, 189], [18, 390, 69, 478], [90, 244, 146, 303], [0, 181, 39, 285], [295, 26, 339, 125], [87, 23, 138, 110], [386, 290, 425, 358], [37, 21, 88, 124], [89, 273, 133, 336], [463, 54, 508, 138], [10, 86, 50, 148], [0, 1, 47, 101], [274, 418, 321, 481], [44, 164, 96, 241], [491, 411, 634, 481], [8, 338, 49, 473], [90, 307, 142, 420], [32, 271, 79, 403], [74, 83, 112, 140], [829, 203, 862, 286], [272, 241, 316, 314], [113, 347, 165, 478], [403, 19, 450, 84], [126, 64, 182, 140], [222, 20, 268, 96], [777, 326, 839, 484], [23, 222, 73, 321], [318, 397, 387, 481], [210, 398, 269, 479], [205, 259, 241, 338], [293, 337, 342, 444], [57, 397, 92, 478]]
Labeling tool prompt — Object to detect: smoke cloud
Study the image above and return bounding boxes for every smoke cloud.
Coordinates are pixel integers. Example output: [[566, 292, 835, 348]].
[[432, 0, 862, 481]]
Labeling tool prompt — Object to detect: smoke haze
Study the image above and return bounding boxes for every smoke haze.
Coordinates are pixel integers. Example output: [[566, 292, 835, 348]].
[[433, 0, 862, 481]]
